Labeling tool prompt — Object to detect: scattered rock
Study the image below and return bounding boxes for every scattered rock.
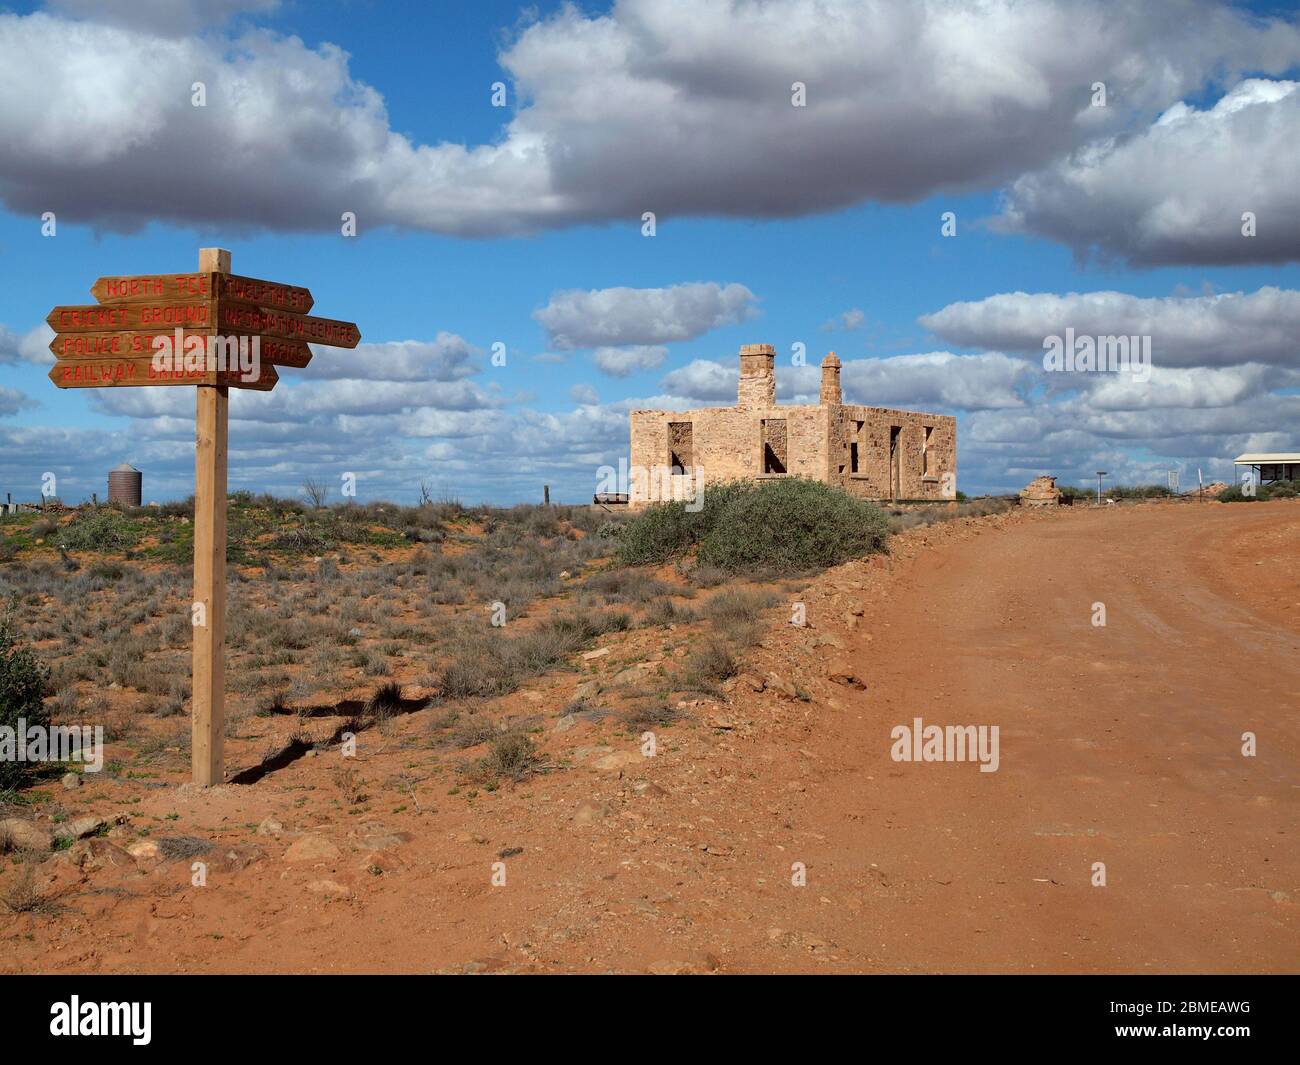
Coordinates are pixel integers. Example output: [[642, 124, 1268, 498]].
[[766, 673, 799, 700], [357, 824, 412, 851], [360, 850, 407, 874], [127, 839, 162, 863], [581, 647, 610, 661], [705, 713, 741, 730], [283, 834, 342, 863], [52, 816, 106, 842], [213, 844, 264, 873], [815, 633, 845, 650], [647, 960, 694, 975], [573, 801, 610, 825], [0, 818, 52, 853], [307, 879, 353, 898], [553, 715, 578, 733], [61, 838, 134, 872], [592, 751, 642, 772], [574, 744, 613, 761], [572, 680, 600, 701], [257, 816, 284, 838], [61, 772, 81, 789], [736, 673, 766, 693], [828, 673, 868, 690], [632, 780, 668, 798]]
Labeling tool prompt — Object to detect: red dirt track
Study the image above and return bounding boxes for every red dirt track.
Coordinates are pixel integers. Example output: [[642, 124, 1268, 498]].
[[5, 502, 1296, 973]]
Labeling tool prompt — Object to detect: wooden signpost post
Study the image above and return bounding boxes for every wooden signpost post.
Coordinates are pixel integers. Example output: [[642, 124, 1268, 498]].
[[47, 248, 361, 785]]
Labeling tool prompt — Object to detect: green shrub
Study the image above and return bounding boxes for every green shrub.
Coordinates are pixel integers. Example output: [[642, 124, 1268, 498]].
[[1219, 480, 1297, 503], [615, 501, 699, 565], [0, 612, 51, 791], [1107, 484, 1174, 499], [1217, 483, 1257, 503], [683, 638, 739, 689], [619, 478, 889, 575], [439, 610, 630, 700], [470, 732, 541, 784], [56, 510, 140, 552]]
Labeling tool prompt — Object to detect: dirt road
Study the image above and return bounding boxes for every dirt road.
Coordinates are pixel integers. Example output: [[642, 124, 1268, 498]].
[[6, 502, 1296, 973], [758, 501, 1299, 973]]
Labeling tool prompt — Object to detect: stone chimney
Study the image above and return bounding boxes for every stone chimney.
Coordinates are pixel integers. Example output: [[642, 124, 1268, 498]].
[[820, 352, 842, 405], [737, 343, 775, 408]]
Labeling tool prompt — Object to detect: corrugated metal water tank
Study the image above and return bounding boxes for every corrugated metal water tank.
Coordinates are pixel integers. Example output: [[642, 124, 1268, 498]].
[[108, 463, 142, 506]]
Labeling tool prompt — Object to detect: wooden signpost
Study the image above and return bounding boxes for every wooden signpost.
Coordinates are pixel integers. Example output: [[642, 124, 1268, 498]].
[[47, 248, 361, 785]]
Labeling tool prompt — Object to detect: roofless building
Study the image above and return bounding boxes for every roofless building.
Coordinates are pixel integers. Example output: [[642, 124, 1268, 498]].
[[628, 345, 957, 507]]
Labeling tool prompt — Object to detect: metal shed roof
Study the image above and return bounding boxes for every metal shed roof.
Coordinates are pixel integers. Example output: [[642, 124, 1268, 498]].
[[1233, 453, 1300, 464]]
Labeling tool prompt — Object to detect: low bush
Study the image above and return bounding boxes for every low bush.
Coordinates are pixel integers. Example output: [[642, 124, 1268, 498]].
[[0, 612, 51, 791], [618, 479, 889, 575], [469, 732, 542, 784], [439, 610, 630, 700], [1219, 479, 1298, 502], [56, 510, 141, 553], [1107, 484, 1175, 499]]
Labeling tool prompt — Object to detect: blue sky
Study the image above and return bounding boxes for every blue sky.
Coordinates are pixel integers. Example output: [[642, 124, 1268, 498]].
[[1, 0, 1297, 505]]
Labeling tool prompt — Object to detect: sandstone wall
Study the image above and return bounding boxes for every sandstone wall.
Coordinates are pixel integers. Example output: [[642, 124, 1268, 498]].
[[629, 403, 829, 504], [832, 406, 957, 501], [625, 345, 957, 507]]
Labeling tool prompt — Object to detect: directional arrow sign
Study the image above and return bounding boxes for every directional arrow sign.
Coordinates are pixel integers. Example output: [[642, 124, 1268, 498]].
[[216, 273, 314, 313], [48, 302, 215, 332], [215, 301, 360, 347], [48, 249, 358, 790], [91, 272, 314, 313], [247, 335, 312, 368], [49, 356, 278, 391], [49, 330, 312, 368], [90, 273, 214, 303], [49, 330, 213, 359]]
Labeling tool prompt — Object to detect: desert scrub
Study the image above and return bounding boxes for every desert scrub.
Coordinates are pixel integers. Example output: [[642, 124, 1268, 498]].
[[621, 702, 684, 730], [618, 479, 889, 575], [682, 638, 739, 690], [0, 611, 51, 790], [439, 611, 630, 700], [55, 509, 141, 553], [1219, 479, 1298, 502], [468, 732, 542, 785]]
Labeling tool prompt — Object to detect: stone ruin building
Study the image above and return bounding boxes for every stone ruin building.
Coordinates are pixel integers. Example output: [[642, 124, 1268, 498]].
[[1019, 475, 1061, 507], [627, 344, 957, 507]]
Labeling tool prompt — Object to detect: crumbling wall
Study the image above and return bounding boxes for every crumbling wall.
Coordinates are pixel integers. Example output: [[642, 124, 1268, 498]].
[[834, 406, 956, 501], [626, 345, 956, 507], [629, 404, 829, 504]]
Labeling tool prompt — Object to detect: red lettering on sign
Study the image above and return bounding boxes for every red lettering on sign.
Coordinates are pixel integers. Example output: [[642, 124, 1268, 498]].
[[57, 307, 126, 329], [139, 304, 210, 326]]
